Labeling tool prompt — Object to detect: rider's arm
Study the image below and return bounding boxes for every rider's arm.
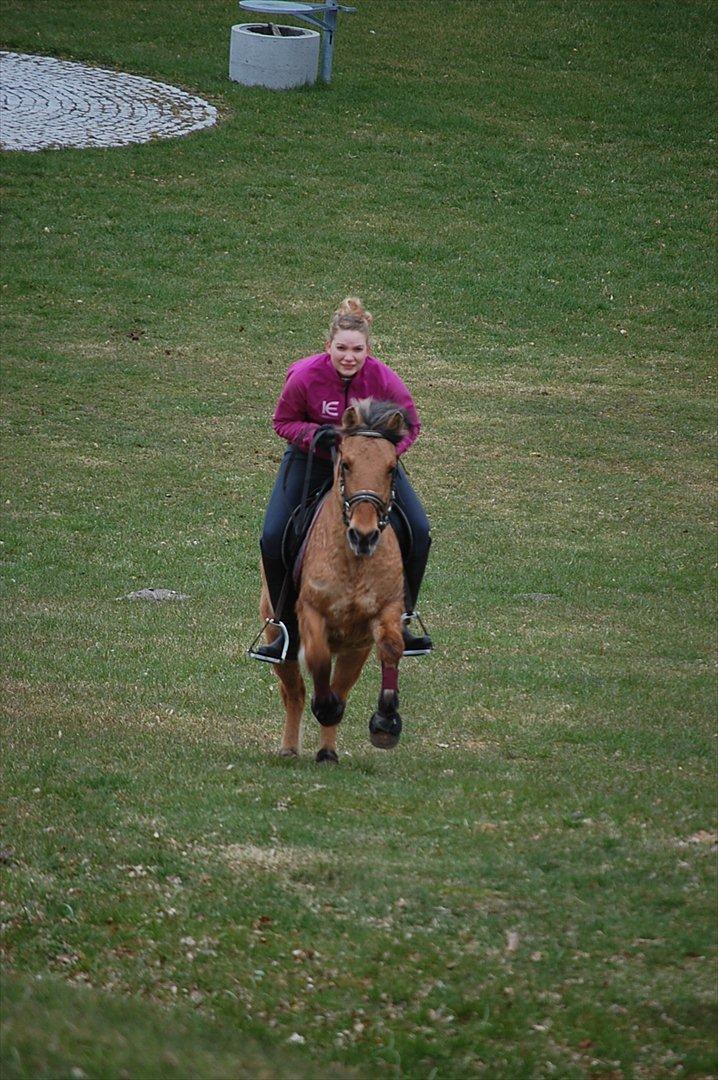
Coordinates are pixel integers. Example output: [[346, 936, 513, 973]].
[[273, 369, 319, 452], [382, 367, 421, 456]]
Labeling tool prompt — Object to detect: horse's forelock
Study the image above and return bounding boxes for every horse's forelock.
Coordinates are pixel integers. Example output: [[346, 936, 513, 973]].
[[343, 398, 408, 445]]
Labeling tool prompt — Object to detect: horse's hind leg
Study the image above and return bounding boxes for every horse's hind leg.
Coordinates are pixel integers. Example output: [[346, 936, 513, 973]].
[[258, 565, 305, 756], [275, 660, 305, 757]]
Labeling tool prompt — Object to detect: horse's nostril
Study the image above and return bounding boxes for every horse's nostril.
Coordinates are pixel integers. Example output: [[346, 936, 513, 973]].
[[347, 527, 380, 555]]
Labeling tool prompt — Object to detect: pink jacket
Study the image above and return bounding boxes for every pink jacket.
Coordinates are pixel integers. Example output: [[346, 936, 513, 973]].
[[273, 352, 420, 457]]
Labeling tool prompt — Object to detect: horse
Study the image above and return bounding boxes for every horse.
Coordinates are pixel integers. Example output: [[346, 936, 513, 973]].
[[259, 398, 409, 763]]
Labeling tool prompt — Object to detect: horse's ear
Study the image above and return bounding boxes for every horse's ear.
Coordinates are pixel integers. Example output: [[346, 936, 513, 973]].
[[342, 406, 360, 430], [386, 411, 407, 436]]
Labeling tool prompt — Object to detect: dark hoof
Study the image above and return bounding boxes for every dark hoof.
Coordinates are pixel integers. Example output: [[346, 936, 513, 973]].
[[311, 692, 345, 728], [369, 711, 402, 750], [316, 747, 339, 764]]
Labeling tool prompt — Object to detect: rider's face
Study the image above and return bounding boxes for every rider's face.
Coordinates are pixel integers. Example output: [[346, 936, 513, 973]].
[[327, 330, 369, 378]]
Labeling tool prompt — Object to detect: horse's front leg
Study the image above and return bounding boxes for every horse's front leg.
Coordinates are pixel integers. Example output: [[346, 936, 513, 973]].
[[299, 602, 345, 762], [369, 606, 405, 749], [332, 645, 372, 702]]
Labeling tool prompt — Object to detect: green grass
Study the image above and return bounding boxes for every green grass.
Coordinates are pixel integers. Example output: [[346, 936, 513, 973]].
[[1, 1, 717, 1077]]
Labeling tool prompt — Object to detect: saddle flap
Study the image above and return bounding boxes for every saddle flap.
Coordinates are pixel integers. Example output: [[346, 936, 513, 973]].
[[283, 490, 331, 588]]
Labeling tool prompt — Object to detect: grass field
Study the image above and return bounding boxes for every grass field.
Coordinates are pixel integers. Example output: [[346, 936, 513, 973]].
[[1, 1, 717, 1077]]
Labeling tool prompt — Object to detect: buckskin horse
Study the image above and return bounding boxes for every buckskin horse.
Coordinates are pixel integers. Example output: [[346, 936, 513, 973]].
[[256, 398, 409, 763]]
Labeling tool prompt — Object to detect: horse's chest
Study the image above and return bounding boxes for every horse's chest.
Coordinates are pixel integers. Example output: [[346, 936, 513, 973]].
[[301, 524, 402, 636], [328, 585, 379, 625]]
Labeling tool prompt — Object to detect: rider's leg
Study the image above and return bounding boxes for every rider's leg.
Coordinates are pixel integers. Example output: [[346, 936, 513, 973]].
[[392, 467, 433, 654], [258, 548, 300, 662]]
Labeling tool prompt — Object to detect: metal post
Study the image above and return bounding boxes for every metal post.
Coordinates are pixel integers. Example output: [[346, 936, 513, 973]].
[[319, 1, 338, 83]]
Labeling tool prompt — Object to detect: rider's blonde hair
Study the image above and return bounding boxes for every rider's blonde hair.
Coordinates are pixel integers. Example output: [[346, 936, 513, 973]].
[[329, 297, 373, 342]]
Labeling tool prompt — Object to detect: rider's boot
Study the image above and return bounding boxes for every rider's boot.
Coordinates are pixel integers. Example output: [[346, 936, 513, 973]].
[[401, 610, 433, 656], [399, 541, 433, 657], [401, 581, 432, 656], [252, 553, 300, 663]]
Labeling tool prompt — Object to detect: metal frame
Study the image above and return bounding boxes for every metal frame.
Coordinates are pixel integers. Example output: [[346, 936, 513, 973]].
[[238, 0, 356, 83]]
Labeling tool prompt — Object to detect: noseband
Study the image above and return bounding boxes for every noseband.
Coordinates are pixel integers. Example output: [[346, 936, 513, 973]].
[[338, 430, 397, 532]]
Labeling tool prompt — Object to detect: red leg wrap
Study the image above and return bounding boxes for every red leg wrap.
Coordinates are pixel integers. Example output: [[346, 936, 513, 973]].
[[381, 664, 399, 693]]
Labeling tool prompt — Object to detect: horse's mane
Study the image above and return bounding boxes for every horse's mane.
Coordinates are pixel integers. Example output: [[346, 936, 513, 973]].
[[342, 398, 409, 446]]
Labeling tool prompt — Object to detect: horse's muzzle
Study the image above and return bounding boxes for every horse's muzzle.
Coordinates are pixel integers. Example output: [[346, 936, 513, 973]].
[[347, 526, 381, 557]]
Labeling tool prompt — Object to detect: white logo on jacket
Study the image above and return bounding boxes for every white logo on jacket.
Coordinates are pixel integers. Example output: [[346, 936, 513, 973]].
[[321, 400, 340, 417]]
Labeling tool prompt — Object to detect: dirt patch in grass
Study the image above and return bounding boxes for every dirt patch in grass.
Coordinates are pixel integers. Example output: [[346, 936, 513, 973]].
[[675, 831, 718, 849], [221, 843, 328, 874]]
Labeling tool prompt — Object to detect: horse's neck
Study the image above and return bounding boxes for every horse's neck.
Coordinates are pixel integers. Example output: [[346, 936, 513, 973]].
[[319, 484, 352, 552], [324, 482, 344, 529]]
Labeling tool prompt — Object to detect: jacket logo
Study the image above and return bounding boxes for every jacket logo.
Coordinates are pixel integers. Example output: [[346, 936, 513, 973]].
[[321, 400, 340, 418]]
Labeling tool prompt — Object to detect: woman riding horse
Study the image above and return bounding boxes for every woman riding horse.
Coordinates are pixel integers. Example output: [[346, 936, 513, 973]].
[[258, 398, 423, 761], [254, 296, 432, 664]]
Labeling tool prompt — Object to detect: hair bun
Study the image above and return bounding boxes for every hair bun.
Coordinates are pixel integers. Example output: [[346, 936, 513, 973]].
[[338, 296, 373, 326], [329, 297, 374, 341]]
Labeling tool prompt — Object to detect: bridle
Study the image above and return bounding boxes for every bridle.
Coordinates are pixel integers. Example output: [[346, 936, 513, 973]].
[[337, 430, 397, 532]]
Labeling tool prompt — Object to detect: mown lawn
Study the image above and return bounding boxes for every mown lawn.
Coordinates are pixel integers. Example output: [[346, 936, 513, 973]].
[[1, 2, 716, 1077]]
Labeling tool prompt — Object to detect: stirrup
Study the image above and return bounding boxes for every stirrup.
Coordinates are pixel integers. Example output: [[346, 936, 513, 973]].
[[247, 618, 289, 664], [401, 610, 433, 657]]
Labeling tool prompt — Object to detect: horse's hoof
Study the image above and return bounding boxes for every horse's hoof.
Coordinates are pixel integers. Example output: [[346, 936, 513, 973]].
[[311, 692, 345, 728], [278, 747, 299, 758], [316, 747, 339, 764], [369, 711, 402, 749]]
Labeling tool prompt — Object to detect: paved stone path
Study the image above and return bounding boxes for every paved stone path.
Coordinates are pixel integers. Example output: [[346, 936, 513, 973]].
[[0, 51, 217, 152]]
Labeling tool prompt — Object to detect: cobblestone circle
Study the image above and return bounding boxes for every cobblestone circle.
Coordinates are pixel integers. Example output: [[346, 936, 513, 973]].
[[0, 51, 217, 152]]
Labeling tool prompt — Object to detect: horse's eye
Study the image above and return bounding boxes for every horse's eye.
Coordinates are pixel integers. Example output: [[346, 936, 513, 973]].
[[341, 461, 351, 473]]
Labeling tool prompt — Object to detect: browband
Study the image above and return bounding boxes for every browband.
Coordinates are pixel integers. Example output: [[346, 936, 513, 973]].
[[343, 429, 391, 439]]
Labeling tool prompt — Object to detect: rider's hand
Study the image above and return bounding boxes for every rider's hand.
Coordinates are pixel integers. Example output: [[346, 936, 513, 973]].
[[314, 425, 338, 450]]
